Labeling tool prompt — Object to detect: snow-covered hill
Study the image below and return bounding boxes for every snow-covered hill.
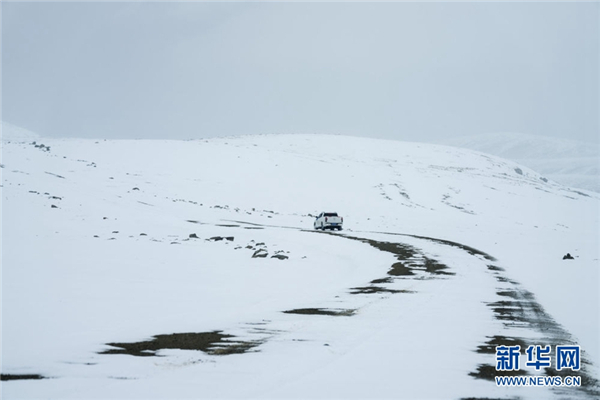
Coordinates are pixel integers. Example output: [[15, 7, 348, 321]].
[[1, 131, 598, 399], [0, 121, 41, 142], [439, 132, 600, 193]]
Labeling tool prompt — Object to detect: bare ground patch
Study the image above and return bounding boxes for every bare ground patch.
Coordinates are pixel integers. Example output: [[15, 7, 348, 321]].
[[100, 331, 262, 357], [1, 374, 47, 381], [283, 308, 356, 317]]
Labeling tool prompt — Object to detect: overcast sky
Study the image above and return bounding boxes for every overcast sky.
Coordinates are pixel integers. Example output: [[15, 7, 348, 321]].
[[2, 1, 598, 143]]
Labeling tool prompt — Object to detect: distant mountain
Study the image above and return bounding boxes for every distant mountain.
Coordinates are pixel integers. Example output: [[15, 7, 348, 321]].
[[438, 132, 599, 193], [1, 121, 41, 141]]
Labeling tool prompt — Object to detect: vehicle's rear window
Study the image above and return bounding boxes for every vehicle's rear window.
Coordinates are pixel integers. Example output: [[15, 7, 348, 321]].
[[324, 213, 338, 217]]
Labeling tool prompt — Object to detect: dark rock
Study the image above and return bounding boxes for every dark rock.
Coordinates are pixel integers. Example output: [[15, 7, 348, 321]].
[[1, 374, 46, 381], [252, 249, 268, 258], [189, 233, 199, 239], [140, 233, 147, 236], [563, 253, 574, 260], [271, 254, 289, 260], [208, 236, 234, 242], [51, 205, 58, 209], [132, 187, 140, 191]]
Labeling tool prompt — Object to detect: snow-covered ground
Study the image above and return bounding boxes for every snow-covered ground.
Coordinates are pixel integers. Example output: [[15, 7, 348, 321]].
[[1, 127, 598, 399], [439, 132, 600, 193]]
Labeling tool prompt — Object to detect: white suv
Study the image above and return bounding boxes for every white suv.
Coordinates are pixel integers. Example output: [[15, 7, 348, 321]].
[[314, 212, 343, 231]]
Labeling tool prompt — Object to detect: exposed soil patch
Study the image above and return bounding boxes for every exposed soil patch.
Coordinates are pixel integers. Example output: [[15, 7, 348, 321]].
[[469, 364, 528, 381], [362, 238, 418, 260], [423, 258, 454, 276], [283, 308, 356, 317], [496, 290, 522, 299], [224, 220, 271, 228], [370, 277, 392, 284], [100, 331, 261, 357], [494, 276, 520, 285], [387, 262, 414, 276], [350, 286, 414, 295], [475, 335, 528, 355], [442, 198, 476, 215], [186, 220, 206, 224], [45, 171, 65, 179], [1, 374, 47, 381]]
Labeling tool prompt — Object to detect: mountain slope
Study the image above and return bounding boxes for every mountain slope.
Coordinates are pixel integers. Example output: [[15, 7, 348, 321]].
[[2, 132, 598, 399], [439, 132, 600, 193]]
